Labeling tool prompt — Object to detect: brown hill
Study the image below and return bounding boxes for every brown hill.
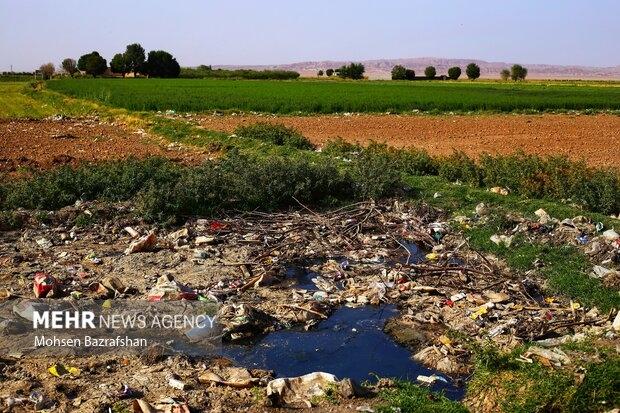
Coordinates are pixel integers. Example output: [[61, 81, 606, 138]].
[[214, 57, 620, 80]]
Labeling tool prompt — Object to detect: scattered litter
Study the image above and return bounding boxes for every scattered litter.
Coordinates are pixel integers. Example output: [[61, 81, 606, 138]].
[[198, 367, 259, 388], [266, 372, 338, 406], [48, 363, 80, 378], [489, 187, 509, 196], [490, 234, 513, 247], [36, 238, 53, 249], [416, 374, 448, 385], [535, 208, 551, 224], [33, 272, 59, 298], [147, 274, 197, 301], [523, 346, 571, 367], [125, 231, 157, 254], [124, 226, 140, 238], [603, 229, 619, 241], [168, 377, 185, 390], [133, 398, 190, 413]]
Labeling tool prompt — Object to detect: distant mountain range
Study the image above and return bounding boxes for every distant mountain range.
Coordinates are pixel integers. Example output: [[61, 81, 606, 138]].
[[213, 57, 620, 80]]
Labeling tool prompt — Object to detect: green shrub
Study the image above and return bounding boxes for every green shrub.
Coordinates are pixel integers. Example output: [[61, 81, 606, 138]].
[[437, 151, 481, 185], [478, 153, 620, 215], [234, 123, 314, 150], [0, 211, 23, 230], [1, 157, 181, 211], [136, 152, 353, 223], [349, 144, 404, 199], [321, 137, 362, 157]]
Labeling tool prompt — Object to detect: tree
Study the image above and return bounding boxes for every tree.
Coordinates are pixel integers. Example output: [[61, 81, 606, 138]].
[[405, 69, 416, 80], [500, 68, 510, 81], [39, 63, 55, 79], [325, 68, 334, 77], [424, 66, 436, 78], [448, 66, 461, 80], [61, 58, 77, 76], [144, 50, 180, 78], [391, 65, 407, 80], [110, 53, 127, 76], [510, 64, 528, 81], [124, 43, 146, 76], [77, 52, 107, 77], [466, 63, 480, 80], [317, 70, 324, 77], [337, 63, 365, 79]]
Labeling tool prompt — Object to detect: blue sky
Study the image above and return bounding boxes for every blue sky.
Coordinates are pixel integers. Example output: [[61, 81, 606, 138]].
[[1, 0, 619, 71]]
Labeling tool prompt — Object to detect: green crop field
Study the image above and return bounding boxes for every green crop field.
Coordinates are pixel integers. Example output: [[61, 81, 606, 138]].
[[47, 78, 620, 114]]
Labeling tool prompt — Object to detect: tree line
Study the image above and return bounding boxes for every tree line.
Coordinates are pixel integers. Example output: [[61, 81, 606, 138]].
[[317, 63, 365, 79], [38, 43, 181, 79], [392, 63, 528, 81], [316, 62, 528, 81]]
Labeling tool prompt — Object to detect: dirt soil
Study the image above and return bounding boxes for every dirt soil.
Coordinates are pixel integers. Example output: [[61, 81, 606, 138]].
[[197, 113, 620, 168], [0, 118, 208, 172]]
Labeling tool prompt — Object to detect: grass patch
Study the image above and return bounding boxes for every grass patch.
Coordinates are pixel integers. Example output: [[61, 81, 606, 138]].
[[468, 345, 620, 413], [377, 380, 468, 413], [47, 78, 620, 114], [466, 218, 620, 310]]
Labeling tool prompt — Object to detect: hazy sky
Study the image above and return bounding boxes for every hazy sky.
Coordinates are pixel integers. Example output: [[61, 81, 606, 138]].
[[1, 0, 619, 71]]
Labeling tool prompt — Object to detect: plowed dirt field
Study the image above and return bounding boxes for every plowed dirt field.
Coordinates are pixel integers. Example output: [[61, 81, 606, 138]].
[[198, 113, 620, 167], [0, 118, 207, 172]]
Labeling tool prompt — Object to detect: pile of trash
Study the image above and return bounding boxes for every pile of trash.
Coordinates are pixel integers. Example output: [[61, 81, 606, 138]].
[[0, 198, 618, 410]]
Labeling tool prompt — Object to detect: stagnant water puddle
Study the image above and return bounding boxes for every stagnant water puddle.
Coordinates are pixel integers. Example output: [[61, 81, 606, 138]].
[[220, 304, 464, 400]]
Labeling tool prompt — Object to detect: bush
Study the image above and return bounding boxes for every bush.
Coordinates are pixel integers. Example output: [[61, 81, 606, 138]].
[[321, 137, 362, 157], [500, 68, 510, 81], [437, 151, 481, 185], [136, 152, 355, 222], [424, 66, 436, 78], [233, 123, 314, 150], [466, 63, 481, 80], [325, 69, 334, 77], [1, 158, 181, 211], [405, 69, 416, 80], [349, 144, 404, 199], [448, 66, 461, 80]]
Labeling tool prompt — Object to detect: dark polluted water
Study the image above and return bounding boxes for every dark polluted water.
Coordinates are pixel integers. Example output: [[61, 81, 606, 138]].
[[220, 304, 464, 400]]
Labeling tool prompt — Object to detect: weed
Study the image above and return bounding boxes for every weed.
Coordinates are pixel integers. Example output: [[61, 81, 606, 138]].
[[467, 344, 620, 413], [234, 122, 314, 150], [349, 144, 405, 199], [74, 213, 94, 228], [0, 211, 23, 230], [376, 380, 468, 413], [321, 137, 362, 157]]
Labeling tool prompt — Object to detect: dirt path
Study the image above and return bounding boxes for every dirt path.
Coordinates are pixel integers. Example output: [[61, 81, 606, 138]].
[[0, 118, 208, 172], [198, 113, 620, 168]]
